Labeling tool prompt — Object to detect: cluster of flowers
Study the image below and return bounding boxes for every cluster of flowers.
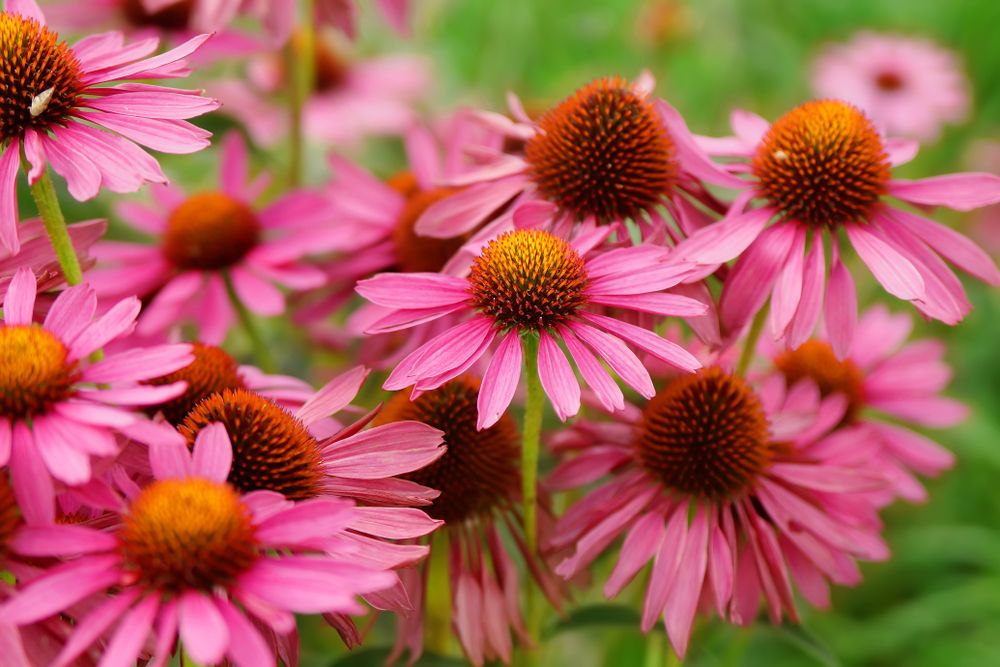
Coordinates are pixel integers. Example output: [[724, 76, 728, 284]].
[[0, 0, 996, 665]]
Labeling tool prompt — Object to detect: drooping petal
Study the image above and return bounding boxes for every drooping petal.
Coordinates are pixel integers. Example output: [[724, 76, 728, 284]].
[[537, 331, 581, 421], [477, 331, 522, 430], [889, 172, 1000, 211]]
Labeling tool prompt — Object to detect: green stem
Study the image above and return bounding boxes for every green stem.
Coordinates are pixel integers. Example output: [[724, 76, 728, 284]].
[[735, 306, 767, 378], [644, 631, 664, 667], [286, 0, 316, 187], [223, 272, 276, 372], [28, 168, 83, 286], [521, 333, 543, 553]]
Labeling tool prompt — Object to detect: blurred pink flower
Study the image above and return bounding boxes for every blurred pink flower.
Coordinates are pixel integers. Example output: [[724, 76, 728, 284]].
[[966, 139, 1000, 257], [682, 99, 1000, 344], [550, 366, 888, 659], [213, 39, 430, 148], [811, 32, 969, 141], [413, 73, 737, 244], [357, 228, 706, 429], [88, 132, 339, 344], [0, 423, 398, 666], [0, 0, 218, 254], [765, 305, 962, 503], [0, 267, 192, 524]]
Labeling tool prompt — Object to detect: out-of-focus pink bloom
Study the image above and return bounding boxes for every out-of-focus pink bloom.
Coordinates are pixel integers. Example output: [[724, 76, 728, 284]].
[[413, 73, 738, 245], [0, 268, 192, 524], [681, 99, 1000, 344], [0, 423, 398, 666], [357, 228, 706, 429], [966, 139, 1000, 257], [376, 377, 563, 666], [234, 0, 410, 44], [811, 32, 969, 142], [0, 0, 218, 254], [550, 366, 888, 659], [213, 37, 430, 148], [88, 132, 339, 344], [764, 305, 962, 503], [0, 219, 106, 306]]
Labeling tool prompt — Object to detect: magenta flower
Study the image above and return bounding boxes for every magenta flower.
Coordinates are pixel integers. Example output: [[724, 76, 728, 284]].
[[550, 366, 888, 658], [679, 99, 1000, 344], [766, 305, 962, 503], [0, 0, 218, 254], [413, 73, 740, 242], [0, 267, 192, 524], [376, 377, 563, 666], [811, 32, 970, 141], [88, 132, 338, 344], [357, 228, 706, 429], [0, 423, 398, 666]]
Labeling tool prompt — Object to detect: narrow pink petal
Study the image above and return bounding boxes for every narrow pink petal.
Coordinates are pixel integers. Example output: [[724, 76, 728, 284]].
[[825, 246, 857, 359], [255, 498, 355, 544], [770, 463, 884, 493], [10, 423, 54, 525], [350, 506, 443, 540], [0, 140, 20, 254], [885, 206, 1000, 285], [477, 331, 522, 430], [99, 594, 160, 667], [76, 112, 211, 154], [415, 175, 527, 238], [384, 318, 495, 391], [731, 109, 770, 146], [769, 225, 806, 339], [179, 591, 229, 665], [719, 223, 797, 333], [219, 132, 249, 198], [588, 292, 708, 318], [147, 599, 179, 667], [673, 201, 771, 265], [148, 439, 193, 481], [43, 283, 96, 342], [191, 423, 233, 482], [321, 421, 444, 479], [885, 138, 918, 167], [31, 416, 94, 485], [0, 555, 121, 624], [537, 331, 581, 421], [69, 296, 141, 360], [5, 0, 44, 23], [656, 100, 747, 188], [845, 223, 925, 300], [85, 33, 212, 82], [869, 396, 968, 428], [295, 365, 368, 425], [404, 125, 440, 189], [77, 383, 186, 406], [231, 266, 284, 316], [707, 520, 734, 615], [641, 505, 688, 632], [3, 267, 36, 325], [12, 524, 116, 556], [355, 273, 470, 308], [580, 312, 701, 372], [889, 172, 1000, 211], [83, 344, 193, 384], [560, 326, 624, 412], [513, 200, 558, 230], [0, 419, 10, 467], [786, 234, 825, 349], [664, 507, 709, 659], [546, 445, 631, 491], [569, 322, 655, 398], [604, 512, 665, 597], [52, 590, 140, 667], [216, 598, 273, 667], [453, 572, 485, 666]]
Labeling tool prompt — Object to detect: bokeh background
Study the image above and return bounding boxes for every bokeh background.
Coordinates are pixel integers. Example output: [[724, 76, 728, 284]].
[[35, 0, 1000, 664]]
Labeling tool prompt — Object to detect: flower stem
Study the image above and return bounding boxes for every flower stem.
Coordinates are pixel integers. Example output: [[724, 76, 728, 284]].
[[521, 333, 543, 553], [644, 631, 664, 667], [28, 168, 83, 286], [286, 0, 316, 187], [223, 272, 276, 372], [735, 306, 767, 378]]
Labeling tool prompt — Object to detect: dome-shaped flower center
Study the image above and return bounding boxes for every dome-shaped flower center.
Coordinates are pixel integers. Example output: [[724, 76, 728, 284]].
[[144, 343, 247, 426], [120, 0, 193, 29], [162, 192, 261, 271], [752, 100, 891, 228], [773, 340, 866, 421], [0, 475, 21, 564], [118, 478, 257, 592], [392, 185, 468, 273], [0, 13, 83, 141], [0, 325, 79, 419], [468, 229, 590, 331], [524, 77, 677, 222], [179, 389, 324, 500], [375, 377, 520, 523], [636, 367, 773, 500], [874, 71, 904, 92]]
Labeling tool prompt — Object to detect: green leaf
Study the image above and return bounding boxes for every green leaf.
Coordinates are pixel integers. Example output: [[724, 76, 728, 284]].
[[769, 624, 841, 667]]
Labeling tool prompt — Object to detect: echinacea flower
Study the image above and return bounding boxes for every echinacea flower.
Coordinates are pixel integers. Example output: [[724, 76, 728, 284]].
[[680, 99, 1000, 345], [414, 73, 740, 242], [811, 32, 969, 141], [377, 377, 563, 666], [0, 0, 218, 254], [357, 228, 706, 429], [87, 131, 338, 344], [550, 366, 888, 658], [0, 423, 397, 666], [0, 267, 192, 524], [213, 35, 429, 148], [766, 305, 962, 502]]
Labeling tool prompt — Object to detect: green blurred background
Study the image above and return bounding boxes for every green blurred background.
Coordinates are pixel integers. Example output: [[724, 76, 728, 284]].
[[33, 0, 1000, 664]]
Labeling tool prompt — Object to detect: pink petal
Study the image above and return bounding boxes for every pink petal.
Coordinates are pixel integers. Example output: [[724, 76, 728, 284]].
[[216, 597, 273, 667], [537, 331, 581, 421], [43, 283, 97, 342], [885, 206, 1000, 285], [588, 292, 708, 318], [11, 524, 116, 556], [83, 344, 193, 384], [76, 111, 211, 154], [769, 225, 806, 339], [355, 273, 470, 308], [191, 423, 233, 482], [69, 296, 141, 359], [296, 366, 368, 425], [0, 141, 20, 254], [321, 421, 444, 479], [825, 247, 857, 359], [664, 507, 709, 659], [845, 223, 925, 300], [5, 0, 44, 23], [641, 505, 688, 632], [219, 131, 250, 198], [580, 312, 701, 372], [9, 423, 54, 524], [85, 33, 212, 82], [604, 512, 665, 597], [96, 594, 160, 667], [477, 331, 522, 430], [568, 322, 655, 398], [415, 175, 527, 238], [3, 267, 36, 325], [384, 318, 495, 391], [51, 590, 141, 667], [349, 506, 442, 540], [0, 555, 121, 624], [231, 266, 284, 316], [786, 235, 825, 349], [560, 326, 624, 412], [719, 223, 797, 333], [179, 591, 229, 665], [889, 172, 1000, 211], [513, 200, 558, 230], [673, 198, 771, 265], [656, 100, 747, 188], [255, 498, 355, 544]]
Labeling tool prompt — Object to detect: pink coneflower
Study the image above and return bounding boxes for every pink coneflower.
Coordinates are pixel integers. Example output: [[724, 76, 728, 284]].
[[0, 267, 192, 524], [679, 99, 1000, 344], [213, 36, 429, 148], [0, 218, 105, 304], [413, 73, 740, 242], [811, 32, 970, 141], [357, 228, 705, 429], [767, 305, 962, 502], [0, 423, 398, 666], [376, 377, 562, 666], [549, 366, 888, 658], [0, 0, 218, 254], [88, 131, 338, 344]]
